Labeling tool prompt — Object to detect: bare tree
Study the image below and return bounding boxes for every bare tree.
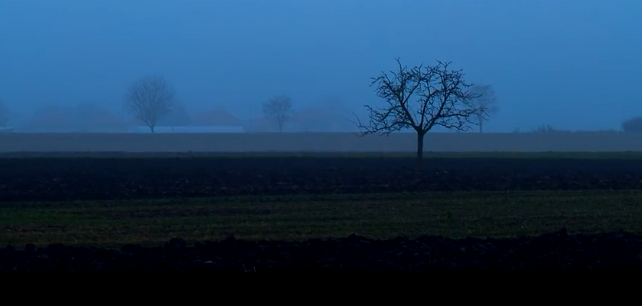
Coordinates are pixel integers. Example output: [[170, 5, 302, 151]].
[[263, 95, 293, 132], [469, 84, 498, 133], [354, 58, 483, 164], [0, 100, 9, 128], [123, 75, 176, 133]]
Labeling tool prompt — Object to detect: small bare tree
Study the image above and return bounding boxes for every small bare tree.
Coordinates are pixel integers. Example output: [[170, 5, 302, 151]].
[[123, 75, 176, 133], [263, 95, 292, 132], [469, 84, 498, 133], [354, 58, 483, 164]]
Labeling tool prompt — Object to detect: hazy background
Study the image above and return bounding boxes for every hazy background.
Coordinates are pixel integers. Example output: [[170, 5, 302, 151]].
[[0, 0, 640, 132]]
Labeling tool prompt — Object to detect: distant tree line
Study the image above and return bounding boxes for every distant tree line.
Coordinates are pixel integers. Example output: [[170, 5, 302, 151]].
[[622, 117, 642, 133], [120, 74, 355, 133]]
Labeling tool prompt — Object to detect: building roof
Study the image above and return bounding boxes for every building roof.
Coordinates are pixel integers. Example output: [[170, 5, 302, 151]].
[[130, 125, 245, 133], [191, 109, 242, 126]]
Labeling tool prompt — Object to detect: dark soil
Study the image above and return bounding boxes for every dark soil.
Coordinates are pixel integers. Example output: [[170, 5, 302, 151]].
[[1, 157, 642, 202], [2, 228, 641, 271], [3, 157, 641, 271]]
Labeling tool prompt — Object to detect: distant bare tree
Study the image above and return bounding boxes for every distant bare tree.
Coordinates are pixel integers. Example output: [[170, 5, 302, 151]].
[[0, 100, 10, 128], [263, 95, 293, 132], [354, 58, 482, 164], [469, 84, 499, 133], [123, 75, 176, 133]]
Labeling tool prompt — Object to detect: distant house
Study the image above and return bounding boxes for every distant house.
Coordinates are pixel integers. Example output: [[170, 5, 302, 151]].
[[191, 109, 242, 126], [126, 108, 246, 133], [129, 125, 245, 133]]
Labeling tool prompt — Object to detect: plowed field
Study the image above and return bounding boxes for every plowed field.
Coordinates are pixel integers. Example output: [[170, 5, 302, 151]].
[[1, 157, 641, 202], [3, 154, 642, 271]]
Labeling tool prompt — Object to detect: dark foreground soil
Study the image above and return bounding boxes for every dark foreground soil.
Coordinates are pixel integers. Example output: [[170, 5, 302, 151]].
[[2, 229, 642, 271], [2, 157, 642, 202]]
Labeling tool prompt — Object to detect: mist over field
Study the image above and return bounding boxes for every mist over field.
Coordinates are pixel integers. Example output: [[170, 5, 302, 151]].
[[1, 0, 641, 137], [2, 132, 642, 153]]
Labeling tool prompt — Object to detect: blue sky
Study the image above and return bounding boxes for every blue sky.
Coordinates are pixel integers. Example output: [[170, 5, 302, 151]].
[[0, 0, 640, 131]]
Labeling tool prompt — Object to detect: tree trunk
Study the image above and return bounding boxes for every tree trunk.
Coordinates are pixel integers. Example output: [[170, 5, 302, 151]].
[[479, 120, 483, 133], [150, 125, 155, 133], [416, 131, 425, 167]]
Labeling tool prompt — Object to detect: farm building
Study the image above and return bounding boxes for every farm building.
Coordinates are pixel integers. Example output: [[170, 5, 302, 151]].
[[129, 125, 245, 133], [191, 109, 242, 126]]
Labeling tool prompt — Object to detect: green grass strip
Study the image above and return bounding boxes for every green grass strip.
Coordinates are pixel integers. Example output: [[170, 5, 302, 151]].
[[2, 190, 641, 248]]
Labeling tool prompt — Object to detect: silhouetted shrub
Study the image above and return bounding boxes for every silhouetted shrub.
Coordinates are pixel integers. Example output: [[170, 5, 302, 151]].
[[621, 117, 642, 133]]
